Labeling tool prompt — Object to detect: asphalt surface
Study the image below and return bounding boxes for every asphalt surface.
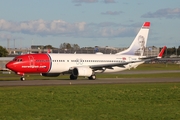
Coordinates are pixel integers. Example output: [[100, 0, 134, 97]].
[[116, 70, 180, 74], [0, 78, 180, 87], [0, 70, 180, 87]]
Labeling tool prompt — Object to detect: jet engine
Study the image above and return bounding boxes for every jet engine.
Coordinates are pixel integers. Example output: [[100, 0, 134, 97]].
[[41, 73, 60, 77], [72, 67, 93, 77]]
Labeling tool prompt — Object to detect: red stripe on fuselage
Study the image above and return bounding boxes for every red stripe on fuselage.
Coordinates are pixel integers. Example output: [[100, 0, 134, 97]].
[[6, 54, 51, 74]]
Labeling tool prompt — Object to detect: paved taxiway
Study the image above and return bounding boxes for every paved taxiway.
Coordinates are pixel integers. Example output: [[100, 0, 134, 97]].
[[0, 78, 180, 86], [117, 70, 180, 74], [1, 70, 180, 86]]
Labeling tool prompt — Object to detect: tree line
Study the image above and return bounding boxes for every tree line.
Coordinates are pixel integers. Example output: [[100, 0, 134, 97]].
[[39, 43, 80, 50], [0, 46, 8, 57], [160, 46, 180, 57]]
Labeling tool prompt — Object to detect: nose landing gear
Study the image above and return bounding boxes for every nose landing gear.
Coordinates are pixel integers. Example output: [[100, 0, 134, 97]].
[[20, 76, 25, 81], [17, 72, 25, 81]]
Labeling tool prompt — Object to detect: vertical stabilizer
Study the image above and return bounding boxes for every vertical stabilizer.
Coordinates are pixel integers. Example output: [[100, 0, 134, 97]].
[[117, 22, 150, 56]]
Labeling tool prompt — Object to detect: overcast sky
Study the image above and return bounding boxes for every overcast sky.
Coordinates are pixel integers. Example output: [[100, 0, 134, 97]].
[[0, 0, 180, 48]]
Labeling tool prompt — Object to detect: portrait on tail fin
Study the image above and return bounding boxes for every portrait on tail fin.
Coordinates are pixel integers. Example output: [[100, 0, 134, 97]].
[[135, 35, 146, 56]]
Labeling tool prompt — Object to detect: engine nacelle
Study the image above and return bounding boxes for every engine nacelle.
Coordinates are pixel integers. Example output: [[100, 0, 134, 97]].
[[72, 67, 93, 77], [41, 73, 60, 77]]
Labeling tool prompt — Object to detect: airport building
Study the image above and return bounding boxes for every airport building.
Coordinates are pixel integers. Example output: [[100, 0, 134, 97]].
[[6, 45, 160, 56]]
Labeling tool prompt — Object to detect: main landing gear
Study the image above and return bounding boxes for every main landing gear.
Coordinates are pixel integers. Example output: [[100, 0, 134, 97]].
[[70, 74, 78, 80], [88, 75, 96, 80]]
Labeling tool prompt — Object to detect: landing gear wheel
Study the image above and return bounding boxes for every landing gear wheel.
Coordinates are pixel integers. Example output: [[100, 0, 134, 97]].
[[70, 74, 77, 80], [20, 77, 25, 81], [88, 75, 96, 80]]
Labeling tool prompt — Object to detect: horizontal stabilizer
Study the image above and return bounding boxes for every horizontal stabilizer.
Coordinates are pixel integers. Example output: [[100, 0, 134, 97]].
[[157, 46, 166, 58]]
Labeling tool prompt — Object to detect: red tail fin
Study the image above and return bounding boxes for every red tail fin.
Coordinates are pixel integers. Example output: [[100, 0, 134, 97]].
[[158, 46, 166, 58]]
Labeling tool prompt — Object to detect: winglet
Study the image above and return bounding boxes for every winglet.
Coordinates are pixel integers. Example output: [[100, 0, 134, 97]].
[[157, 46, 166, 58], [143, 22, 150, 28]]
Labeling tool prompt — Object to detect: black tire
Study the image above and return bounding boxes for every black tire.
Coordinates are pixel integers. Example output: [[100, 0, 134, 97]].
[[20, 77, 25, 81], [70, 74, 77, 80], [88, 75, 96, 80]]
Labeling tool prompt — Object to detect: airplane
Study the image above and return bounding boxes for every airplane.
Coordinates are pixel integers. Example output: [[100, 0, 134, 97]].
[[6, 21, 162, 81]]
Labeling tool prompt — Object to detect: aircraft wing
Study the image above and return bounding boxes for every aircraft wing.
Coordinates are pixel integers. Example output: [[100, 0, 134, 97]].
[[89, 61, 141, 70], [139, 56, 158, 60]]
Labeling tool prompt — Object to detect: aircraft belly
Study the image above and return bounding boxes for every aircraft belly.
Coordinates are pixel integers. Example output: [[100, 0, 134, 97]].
[[103, 67, 127, 73]]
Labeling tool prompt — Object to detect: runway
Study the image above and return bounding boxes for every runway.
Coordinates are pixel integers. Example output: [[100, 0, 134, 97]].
[[0, 78, 180, 86], [1, 70, 180, 87]]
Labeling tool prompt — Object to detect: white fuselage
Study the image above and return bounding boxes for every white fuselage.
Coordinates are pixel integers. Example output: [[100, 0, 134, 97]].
[[48, 53, 143, 73]]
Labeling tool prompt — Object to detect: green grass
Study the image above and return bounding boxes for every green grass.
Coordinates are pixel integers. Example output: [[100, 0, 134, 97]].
[[97, 72, 180, 78], [1, 63, 180, 119], [132, 63, 180, 71], [0, 83, 180, 120]]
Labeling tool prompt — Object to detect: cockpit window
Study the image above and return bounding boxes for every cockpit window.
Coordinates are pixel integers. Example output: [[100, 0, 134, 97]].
[[13, 58, 17, 61], [13, 58, 22, 62], [18, 58, 22, 62]]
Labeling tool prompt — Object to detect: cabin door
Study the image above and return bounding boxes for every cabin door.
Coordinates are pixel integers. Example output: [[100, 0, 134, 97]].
[[28, 55, 35, 66]]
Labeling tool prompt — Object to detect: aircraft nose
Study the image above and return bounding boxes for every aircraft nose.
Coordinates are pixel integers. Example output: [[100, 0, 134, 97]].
[[6, 62, 15, 71]]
